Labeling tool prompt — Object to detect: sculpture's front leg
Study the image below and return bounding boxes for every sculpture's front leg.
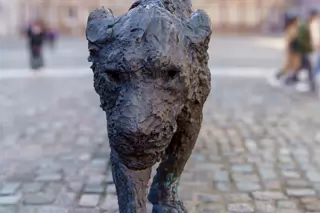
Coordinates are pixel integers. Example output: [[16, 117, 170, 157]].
[[111, 150, 151, 213], [149, 107, 203, 213]]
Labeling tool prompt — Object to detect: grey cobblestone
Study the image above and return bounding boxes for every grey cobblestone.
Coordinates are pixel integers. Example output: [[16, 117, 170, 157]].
[[213, 171, 229, 182], [252, 191, 287, 201], [22, 183, 44, 194], [23, 193, 56, 205], [277, 200, 298, 209], [37, 206, 68, 213], [236, 182, 261, 192], [228, 203, 254, 213], [1, 76, 320, 212], [231, 165, 253, 173], [0, 206, 18, 213], [196, 194, 222, 203], [100, 194, 119, 211], [0, 183, 21, 195], [0, 194, 21, 205], [36, 174, 63, 182], [83, 183, 105, 194], [225, 194, 252, 202], [286, 189, 317, 197], [78, 194, 100, 207], [255, 201, 276, 213]]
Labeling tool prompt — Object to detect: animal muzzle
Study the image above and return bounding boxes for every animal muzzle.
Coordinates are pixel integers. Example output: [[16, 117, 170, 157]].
[[107, 119, 177, 170]]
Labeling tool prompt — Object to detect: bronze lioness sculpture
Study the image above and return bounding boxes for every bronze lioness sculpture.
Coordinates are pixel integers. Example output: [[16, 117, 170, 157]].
[[86, 0, 211, 212]]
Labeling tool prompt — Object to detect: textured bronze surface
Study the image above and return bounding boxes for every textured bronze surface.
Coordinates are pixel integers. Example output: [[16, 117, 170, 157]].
[[86, 1, 211, 212]]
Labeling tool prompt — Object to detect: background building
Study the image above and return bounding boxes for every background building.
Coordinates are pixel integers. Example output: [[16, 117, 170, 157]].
[[0, 0, 20, 37], [0, 0, 318, 37]]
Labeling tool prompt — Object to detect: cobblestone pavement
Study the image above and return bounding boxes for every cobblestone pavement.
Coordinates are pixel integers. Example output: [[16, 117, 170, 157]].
[[0, 75, 320, 213]]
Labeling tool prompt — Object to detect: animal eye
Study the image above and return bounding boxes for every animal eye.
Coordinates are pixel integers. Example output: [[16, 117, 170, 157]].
[[89, 45, 99, 57], [107, 72, 121, 83], [168, 70, 179, 78]]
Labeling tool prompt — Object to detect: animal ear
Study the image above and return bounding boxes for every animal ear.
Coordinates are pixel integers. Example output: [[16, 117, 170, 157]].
[[86, 7, 115, 43], [186, 10, 212, 46]]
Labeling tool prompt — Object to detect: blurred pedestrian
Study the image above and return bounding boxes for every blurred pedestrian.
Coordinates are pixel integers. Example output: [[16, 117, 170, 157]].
[[27, 21, 46, 71], [289, 10, 319, 92], [270, 15, 301, 86]]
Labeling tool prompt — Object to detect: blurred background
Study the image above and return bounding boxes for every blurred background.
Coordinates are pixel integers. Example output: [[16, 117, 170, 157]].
[[0, 1, 320, 213], [0, 0, 319, 36], [0, 0, 320, 70]]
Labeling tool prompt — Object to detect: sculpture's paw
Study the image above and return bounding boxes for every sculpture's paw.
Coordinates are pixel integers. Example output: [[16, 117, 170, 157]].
[[152, 202, 187, 213]]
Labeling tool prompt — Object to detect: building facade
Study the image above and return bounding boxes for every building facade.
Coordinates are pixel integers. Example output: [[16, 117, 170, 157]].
[[19, 0, 134, 36], [0, 0, 20, 37], [2, 0, 314, 37]]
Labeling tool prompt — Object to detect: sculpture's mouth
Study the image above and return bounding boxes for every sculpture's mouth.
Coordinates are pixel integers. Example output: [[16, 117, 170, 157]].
[[112, 138, 170, 170], [108, 127, 175, 170]]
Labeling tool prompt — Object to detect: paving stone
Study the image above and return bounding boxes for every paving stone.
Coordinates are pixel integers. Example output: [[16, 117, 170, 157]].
[[68, 208, 100, 213], [45, 183, 63, 196], [0, 194, 21, 205], [106, 172, 114, 184], [278, 164, 296, 170], [225, 194, 252, 202], [255, 201, 276, 213], [300, 197, 319, 203], [213, 171, 229, 182], [215, 182, 231, 192], [54, 191, 76, 207], [83, 183, 105, 194], [236, 182, 261, 192], [17, 206, 38, 213], [277, 210, 302, 213], [0, 206, 17, 213], [263, 180, 282, 190], [107, 184, 117, 194], [0, 182, 21, 195], [23, 193, 56, 205], [286, 189, 317, 197], [306, 171, 320, 183], [228, 203, 254, 213], [281, 171, 301, 179], [252, 191, 287, 200], [8, 172, 35, 182], [36, 174, 62, 182], [304, 203, 320, 211], [100, 194, 119, 211], [286, 180, 310, 188], [277, 200, 297, 209], [259, 169, 277, 180], [87, 174, 105, 184], [231, 165, 253, 173], [196, 194, 222, 203], [67, 181, 84, 193], [37, 206, 68, 213], [22, 182, 44, 193], [232, 173, 260, 182], [91, 159, 108, 169], [197, 204, 225, 213], [78, 194, 100, 207]]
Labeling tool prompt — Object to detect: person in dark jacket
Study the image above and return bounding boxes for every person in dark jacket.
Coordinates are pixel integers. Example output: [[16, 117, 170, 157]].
[[27, 22, 45, 70]]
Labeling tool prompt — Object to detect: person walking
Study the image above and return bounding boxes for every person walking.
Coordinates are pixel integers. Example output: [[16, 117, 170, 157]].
[[288, 10, 319, 93], [27, 21, 46, 71], [270, 15, 301, 87]]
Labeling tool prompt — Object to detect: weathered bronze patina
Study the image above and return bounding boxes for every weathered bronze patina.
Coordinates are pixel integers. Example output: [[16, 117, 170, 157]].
[[86, 0, 211, 212]]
